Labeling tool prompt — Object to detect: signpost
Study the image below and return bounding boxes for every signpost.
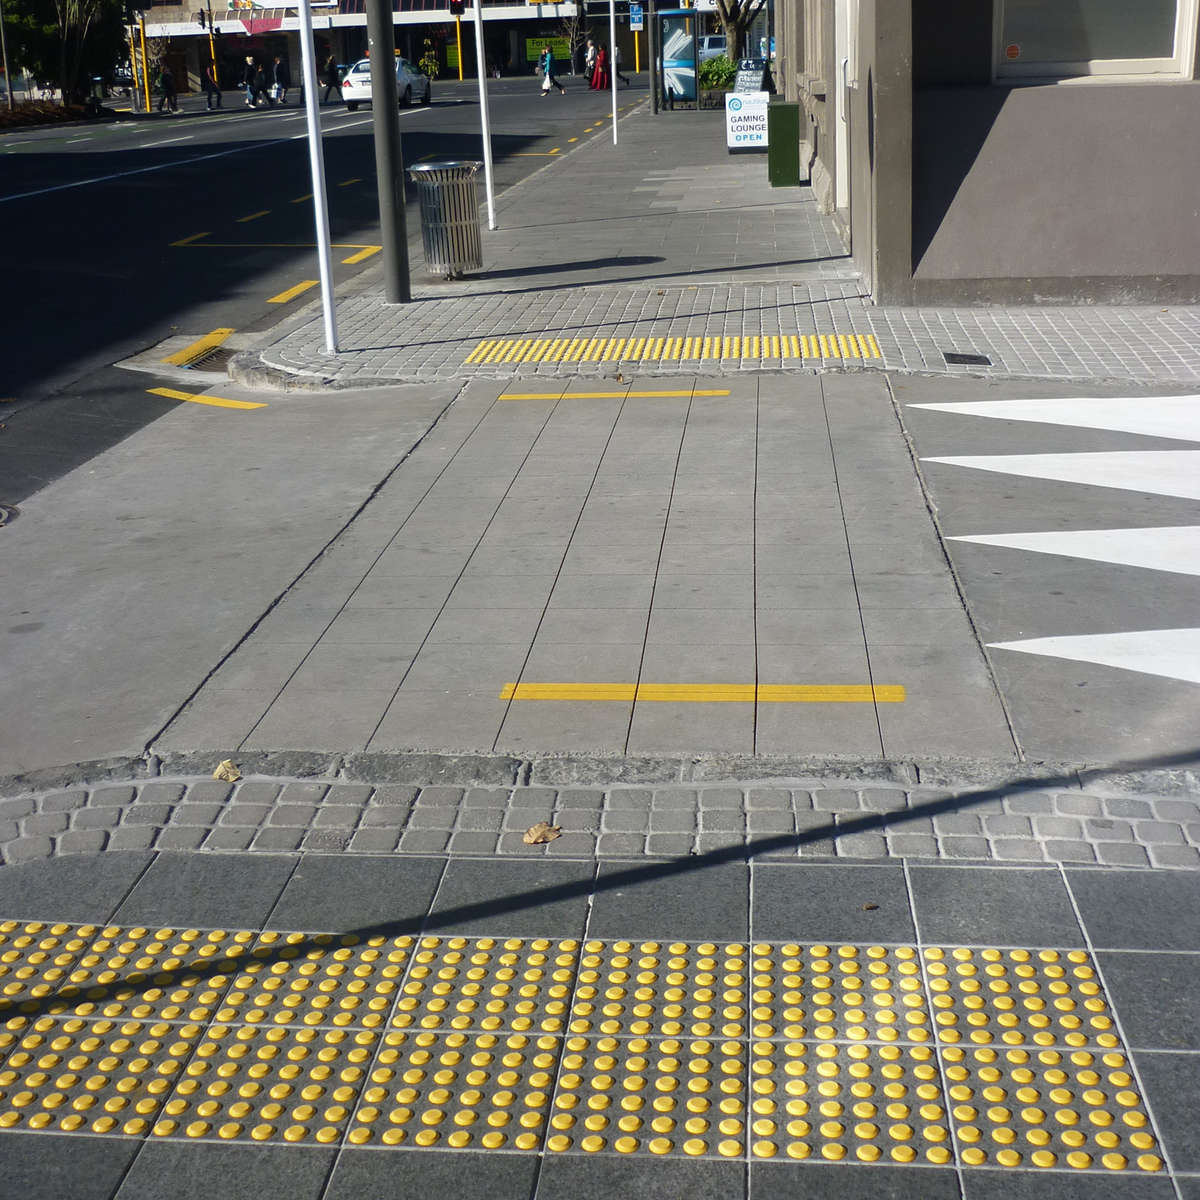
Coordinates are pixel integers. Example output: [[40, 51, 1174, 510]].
[[630, 3, 642, 72], [724, 90, 768, 151]]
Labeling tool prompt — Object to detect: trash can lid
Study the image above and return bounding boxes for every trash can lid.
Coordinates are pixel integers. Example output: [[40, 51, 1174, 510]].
[[407, 160, 483, 176]]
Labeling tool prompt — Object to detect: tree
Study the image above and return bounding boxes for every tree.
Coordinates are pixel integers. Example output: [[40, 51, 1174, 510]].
[[712, 0, 766, 62], [6, 0, 123, 104], [557, 9, 586, 75]]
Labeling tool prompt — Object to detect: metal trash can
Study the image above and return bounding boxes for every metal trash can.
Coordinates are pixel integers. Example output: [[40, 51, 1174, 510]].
[[406, 160, 484, 278]]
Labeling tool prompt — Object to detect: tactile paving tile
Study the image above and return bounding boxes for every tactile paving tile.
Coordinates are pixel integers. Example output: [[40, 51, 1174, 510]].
[[925, 947, 1120, 1049], [545, 1034, 748, 1158], [747, 1038, 952, 1163], [941, 1044, 1164, 1173], [219, 931, 414, 1031], [0, 1015, 201, 1135], [0, 922, 94, 1017], [346, 1029, 562, 1149], [153, 1022, 379, 1144]]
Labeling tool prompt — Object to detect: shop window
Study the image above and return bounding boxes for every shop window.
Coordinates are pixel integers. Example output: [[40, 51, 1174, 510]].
[[995, 0, 1198, 78]]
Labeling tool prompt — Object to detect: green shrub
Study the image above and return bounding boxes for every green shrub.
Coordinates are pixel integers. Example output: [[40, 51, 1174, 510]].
[[418, 40, 440, 80], [698, 54, 737, 89]]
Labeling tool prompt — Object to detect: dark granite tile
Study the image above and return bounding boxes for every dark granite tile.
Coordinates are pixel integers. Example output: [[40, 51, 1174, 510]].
[[752, 863, 915, 944], [0, 1130, 141, 1200], [115, 1142, 334, 1200], [0, 852, 152, 922], [324, 1148, 538, 1200], [1176, 1178, 1200, 1200], [267, 854, 444, 934], [1098, 951, 1200, 1051], [112, 852, 295, 928], [426, 859, 594, 937], [537, 1153, 745, 1200], [1069, 870, 1200, 951], [909, 866, 1082, 947], [961, 1168, 1174, 1199], [1133, 1051, 1200, 1173], [589, 861, 749, 941], [752, 1162, 960, 1199]]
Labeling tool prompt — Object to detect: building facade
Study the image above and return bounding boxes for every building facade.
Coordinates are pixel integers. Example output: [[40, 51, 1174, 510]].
[[777, 1, 1200, 303]]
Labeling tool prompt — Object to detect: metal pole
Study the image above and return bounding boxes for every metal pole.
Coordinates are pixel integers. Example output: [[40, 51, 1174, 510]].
[[139, 18, 151, 112], [0, 0, 14, 112], [365, 0, 411, 302], [470, 0, 496, 229], [206, 0, 216, 67], [296, 0, 340, 348], [608, 0, 616, 144], [648, 0, 657, 113], [455, 14, 463, 81], [128, 25, 141, 112]]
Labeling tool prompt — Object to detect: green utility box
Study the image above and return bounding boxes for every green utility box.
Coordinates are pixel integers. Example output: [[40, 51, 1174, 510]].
[[767, 102, 801, 187]]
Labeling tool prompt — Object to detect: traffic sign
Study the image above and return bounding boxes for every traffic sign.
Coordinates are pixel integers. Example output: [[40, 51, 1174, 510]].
[[630, 3, 643, 30]]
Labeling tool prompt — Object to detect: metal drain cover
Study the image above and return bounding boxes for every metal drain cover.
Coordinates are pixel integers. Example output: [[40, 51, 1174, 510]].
[[943, 351, 992, 367], [0, 503, 18, 528]]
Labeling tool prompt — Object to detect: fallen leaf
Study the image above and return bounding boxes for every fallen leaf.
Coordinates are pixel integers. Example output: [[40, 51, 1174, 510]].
[[861, 902, 879, 911], [213, 759, 242, 782], [523, 821, 562, 845]]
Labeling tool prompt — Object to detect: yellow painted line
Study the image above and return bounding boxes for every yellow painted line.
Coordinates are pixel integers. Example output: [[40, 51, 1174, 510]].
[[291, 193, 314, 204], [342, 245, 381, 264], [236, 210, 270, 223], [499, 682, 904, 703], [147, 387, 266, 411], [865, 333, 882, 358], [267, 280, 319, 304], [339, 177, 363, 186], [567, 137, 578, 143], [464, 339, 494, 364], [550, 148, 561, 155], [160, 327, 234, 367], [170, 232, 210, 246]]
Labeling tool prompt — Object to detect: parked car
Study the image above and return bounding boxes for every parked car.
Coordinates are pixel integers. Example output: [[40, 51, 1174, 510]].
[[340, 55, 431, 110], [698, 34, 727, 62]]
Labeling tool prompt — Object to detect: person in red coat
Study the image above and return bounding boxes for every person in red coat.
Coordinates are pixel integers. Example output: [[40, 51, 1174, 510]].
[[592, 45, 610, 90]]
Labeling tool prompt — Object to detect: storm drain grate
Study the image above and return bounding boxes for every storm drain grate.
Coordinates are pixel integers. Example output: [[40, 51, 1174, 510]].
[[186, 347, 236, 371], [0, 503, 18, 528], [942, 351, 993, 367]]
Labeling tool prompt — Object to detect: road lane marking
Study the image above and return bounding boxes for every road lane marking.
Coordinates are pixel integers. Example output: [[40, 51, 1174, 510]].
[[237, 210, 271, 222], [268, 280, 319, 303], [339, 177, 363, 186], [160, 327, 234, 366], [291, 193, 314, 203], [141, 136, 195, 147], [170, 232, 211, 246], [341, 245, 382, 264], [499, 682, 905, 702], [147, 387, 266, 410]]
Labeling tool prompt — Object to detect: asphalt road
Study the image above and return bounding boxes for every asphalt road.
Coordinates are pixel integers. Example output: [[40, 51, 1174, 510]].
[[0, 75, 642, 505]]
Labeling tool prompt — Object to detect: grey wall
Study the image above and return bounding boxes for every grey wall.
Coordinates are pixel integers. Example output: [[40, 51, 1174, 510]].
[[912, 82, 1200, 302]]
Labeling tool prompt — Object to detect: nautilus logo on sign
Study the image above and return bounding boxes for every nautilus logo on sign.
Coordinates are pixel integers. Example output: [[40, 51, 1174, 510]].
[[728, 96, 743, 111]]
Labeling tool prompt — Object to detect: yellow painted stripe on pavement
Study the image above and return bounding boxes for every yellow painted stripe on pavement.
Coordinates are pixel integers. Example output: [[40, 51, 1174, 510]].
[[268, 280, 319, 304], [170, 232, 210, 246], [339, 177, 363, 186], [147, 387, 266, 411], [464, 339, 494, 364], [342, 245, 381, 264], [291, 193, 314, 203], [160, 327, 234, 367], [499, 682, 904, 703], [236, 210, 270, 223], [463, 336, 890, 365]]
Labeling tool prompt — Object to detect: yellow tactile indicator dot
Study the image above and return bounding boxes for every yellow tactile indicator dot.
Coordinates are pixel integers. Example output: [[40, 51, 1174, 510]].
[[0, 922, 1166, 1172], [463, 333, 883, 366]]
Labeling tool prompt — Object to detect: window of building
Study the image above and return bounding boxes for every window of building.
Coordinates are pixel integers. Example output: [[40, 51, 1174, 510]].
[[995, 0, 1198, 79]]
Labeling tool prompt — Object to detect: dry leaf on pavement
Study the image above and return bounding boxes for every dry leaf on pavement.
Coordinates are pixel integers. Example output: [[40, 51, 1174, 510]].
[[212, 759, 242, 783], [523, 822, 562, 844]]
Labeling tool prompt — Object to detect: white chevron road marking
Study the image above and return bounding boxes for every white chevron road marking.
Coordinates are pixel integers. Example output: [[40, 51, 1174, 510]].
[[947, 526, 1200, 577], [989, 628, 1200, 687]]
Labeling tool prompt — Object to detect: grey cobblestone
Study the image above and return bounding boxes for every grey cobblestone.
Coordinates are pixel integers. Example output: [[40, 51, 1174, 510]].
[[1043, 840, 1096, 863], [278, 782, 330, 805], [813, 789, 860, 812], [794, 812, 836, 855], [696, 833, 745, 855], [503, 807, 555, 831], [122, 805, 172, 827], [606, 789, 653, 809], [1086, 818, 1134, 842], [155, 827, 208, 851], [323, 784, 373, 807], [699, 788, 743, 810], [107, 827, 158, 852], [415, 786, 464, 808], [553, 810, 598, 832], [1156, 799, 1200, 822], [6, 836, 52, 863], [888, 815, 934, 836], [168, 803, 223, 827], [22, 812, 69, 836], [447, 831, 500, 855], [0, 798, 35, 819], [407, 808, 458, 832], [1096, 843, 1151, 867], [1054, 794, 1103, 816], [652, 789, 698, 810], [1188, 824, 1200, 844], [603, 811, 649, 833], [887, 834, 939, 858], [398, 829, 449, 854], [71, 807, 120, 830], [0, 821, 18, 843], [861, 789, 907, 812], [1134, 821, 1185, 845], [1002, 792, 1055, 815], [314, 806, 364, 828], [349, 829, 401, 853], [991, 838, 1045, 861], [984, 815, 1033, 838], [137, 783, 186, 805], [182, 782, 235, 805], [747, 812, 795, 835], [302, 829, 352, 852], [234, 783, 283, 806], [791, 791, 815, 811], [836, 832, 888, 859], [557, 789, 603, 809], [546, 833, 597, 856], [252, 827, 304, 851], [1103, 797, 1155, 820], [746, 788, 791, 809], [220, 804, 272, 827], [495, 832, 544, 854], [933, 814, 982, 835], [56, 830, 109, 855], [41, 790, 88, 813], [204, 827, 256, 851], [456, 809, 504, 832], [939, 836, 991, 859], [596, 834, 647, 857], [463, 788, 511, 808], [371, 786, 419, 806], [358, 807, 408, 829], [649, 810, 698, 834], [700, 810, 744, 833], [269, 805, 318, 827], [645, 834, 695, 857], [1033, 816, 1083, 839], [91, 787, 135, 808], [1148, 844, 1200, 869]]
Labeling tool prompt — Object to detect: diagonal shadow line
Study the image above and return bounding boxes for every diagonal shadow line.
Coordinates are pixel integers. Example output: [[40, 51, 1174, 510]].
[[5, 747, 1198, 1024]]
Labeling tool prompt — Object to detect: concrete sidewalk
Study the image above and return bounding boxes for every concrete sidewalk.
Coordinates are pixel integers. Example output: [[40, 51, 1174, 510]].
[[232, 107, 1200, 389]]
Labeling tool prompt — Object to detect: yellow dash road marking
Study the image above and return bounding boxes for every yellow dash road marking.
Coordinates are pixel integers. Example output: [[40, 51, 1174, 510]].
[[160, 327, 235, 367], [499, 682, 905, 703], [147, 387, 266, 411], [291, 193, 314, 203], [236, 210, 270, 223], [170, 232, 210, 246], [342, 246, 381, 264], [339, 177, 363, 186], [268, 280, 319, 304]]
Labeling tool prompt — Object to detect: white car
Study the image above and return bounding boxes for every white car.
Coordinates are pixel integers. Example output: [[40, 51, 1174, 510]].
[[341, 56, 431, 110], [698, 34, 727, 62]]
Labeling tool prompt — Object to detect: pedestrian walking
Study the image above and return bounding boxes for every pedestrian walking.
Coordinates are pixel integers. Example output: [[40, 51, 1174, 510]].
[[584, 38, 597, 86], [241, 55, 259, 107], [271, 55, 291, 105], [156, 62, 177, 112], [614, 43, 630, 86], [591, 44, 610, 90], [539, 44, 565, 96], [321, 54, 342, 104], [254, 59, 272, 106], [201, 60, 222, 109]]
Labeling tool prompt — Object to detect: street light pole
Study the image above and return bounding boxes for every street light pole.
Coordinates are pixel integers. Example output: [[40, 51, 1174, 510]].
[[470, 0, 496, 229], [0, 0, 14, 112]]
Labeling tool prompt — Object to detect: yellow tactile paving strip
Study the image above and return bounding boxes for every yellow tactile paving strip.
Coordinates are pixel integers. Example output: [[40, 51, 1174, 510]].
[[464, 334, 883, 366], [0, 922, 1165, 1173]]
